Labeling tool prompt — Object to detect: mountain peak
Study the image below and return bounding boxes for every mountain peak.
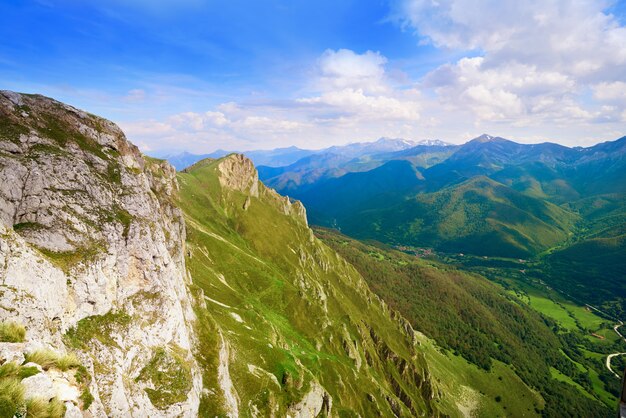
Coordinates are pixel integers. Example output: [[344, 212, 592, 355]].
[[416, 139, 452, 146], [472, 134, 497, 143], [217, 153, 260, 197], [375, 137, 416, 146]]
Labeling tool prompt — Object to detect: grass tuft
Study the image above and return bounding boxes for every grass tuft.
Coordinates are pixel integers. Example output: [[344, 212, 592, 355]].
[[25, 396, 66, 418], [24, 350, 80, 371], [0, 378, 24, 418], [0, 321, 26, 343]]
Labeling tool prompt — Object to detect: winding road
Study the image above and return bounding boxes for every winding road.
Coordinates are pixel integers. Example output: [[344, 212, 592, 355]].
[[607, 322, 626, 378], [584, 305, 626, 379]]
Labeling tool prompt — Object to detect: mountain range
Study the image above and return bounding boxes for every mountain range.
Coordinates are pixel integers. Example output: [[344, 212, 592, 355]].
[[252, 133, 626, 314], [156, 138, 452, 171], [0, 91, 622, 417]]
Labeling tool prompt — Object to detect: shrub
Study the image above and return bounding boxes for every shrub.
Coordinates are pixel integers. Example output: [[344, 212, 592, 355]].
[[0, 321, 26, 343]]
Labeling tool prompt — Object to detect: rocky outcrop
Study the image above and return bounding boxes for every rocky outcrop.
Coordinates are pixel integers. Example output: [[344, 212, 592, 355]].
[[217, 153, 259, 197], [286, 382, 331, 418], [217, 153, 309, 225], [0, 91, 201, 417]]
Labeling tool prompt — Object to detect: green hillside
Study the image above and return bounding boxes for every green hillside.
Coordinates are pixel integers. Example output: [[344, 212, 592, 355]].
[[177, 155, 445, 416], [317, 228, 614, 417], [544, 233, 626, 316], [297, 160, 424, 226], [339, 176, 579, 257]]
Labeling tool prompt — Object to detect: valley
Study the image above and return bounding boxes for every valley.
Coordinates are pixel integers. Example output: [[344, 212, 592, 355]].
[[317, 228, 623, 415]]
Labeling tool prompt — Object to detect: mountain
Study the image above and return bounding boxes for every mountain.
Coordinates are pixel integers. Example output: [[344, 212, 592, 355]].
[[0, 91, 484, 417], [176, 154, 449, 417], [258, 138, 451, 194], [296, 160, 425, 225], [257, 152, 355, 194], [160, 137, 423, 171], [1, 91, 622, 417], [267, 133, 625, 257], [261, 133, 625, 320], [322, 137, 418, 158], [159, 150, 230, 171]]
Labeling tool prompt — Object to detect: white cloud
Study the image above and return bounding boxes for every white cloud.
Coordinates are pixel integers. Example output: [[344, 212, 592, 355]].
[[390, 0, 626, 134], [298, 88, 421, 121], [317, 49, 389, 93], [593, 81, 626, 103], [168, 111, 230, 131], [120, 49, 427, 152], [391, 0, 626, 80]]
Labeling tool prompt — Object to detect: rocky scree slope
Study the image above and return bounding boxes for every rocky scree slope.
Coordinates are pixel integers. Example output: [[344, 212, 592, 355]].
[[0, 91, 201, 417]]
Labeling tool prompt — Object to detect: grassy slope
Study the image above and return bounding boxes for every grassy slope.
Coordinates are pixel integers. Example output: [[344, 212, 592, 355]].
[[177, 157, 450, 417], [317, 227, 613, 417]]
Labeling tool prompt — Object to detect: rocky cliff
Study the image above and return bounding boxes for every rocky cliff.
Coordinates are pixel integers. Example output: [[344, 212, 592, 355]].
[[0, 91, 201, 417], [0, 91, 449, 417]]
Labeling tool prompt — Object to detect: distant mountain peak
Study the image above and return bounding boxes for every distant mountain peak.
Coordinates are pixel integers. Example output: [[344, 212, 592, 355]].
[[375, 137, 417, 146], [472, 134, 497, 143], [416, 139, 452, 147]]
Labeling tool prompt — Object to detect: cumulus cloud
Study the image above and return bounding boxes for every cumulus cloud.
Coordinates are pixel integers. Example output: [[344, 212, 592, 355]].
[[391, 0, 626, 79], [297, 49, 422, 123], [593, 81, 626, 103], [298, 88, 421, 121], [317, 49, 389, 93], [122, 49, 426, 151], [391, 0, 626, 131]]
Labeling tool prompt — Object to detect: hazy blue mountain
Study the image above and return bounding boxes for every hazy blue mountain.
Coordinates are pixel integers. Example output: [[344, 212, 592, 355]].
[[158, 146, 317, 170], [159, 137, 428, 171], [258, 138, 451, 193]]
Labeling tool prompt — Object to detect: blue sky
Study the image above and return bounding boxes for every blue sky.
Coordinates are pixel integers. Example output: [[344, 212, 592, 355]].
[[1, 0, 625, 152]]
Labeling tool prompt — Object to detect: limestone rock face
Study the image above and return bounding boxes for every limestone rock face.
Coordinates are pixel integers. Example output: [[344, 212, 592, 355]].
[[0, 91, 201, 417], [217, 153, 259, 197], [217, 153, 309, 225], [286, 382, 331, 418]]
